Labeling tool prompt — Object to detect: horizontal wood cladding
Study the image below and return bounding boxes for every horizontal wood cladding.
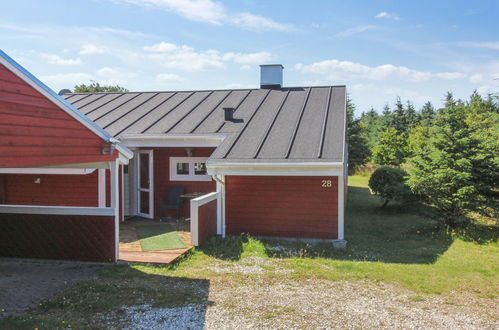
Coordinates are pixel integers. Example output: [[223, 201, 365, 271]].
[[198, 200, 217, 245], [4, 172, 98, 206], [0, 64, 116, 167], [152, 147, 216, 218], [226, 176, 338, 239], [0, 213, 116, 262]]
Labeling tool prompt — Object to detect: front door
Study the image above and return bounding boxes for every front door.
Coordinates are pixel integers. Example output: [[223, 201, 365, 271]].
[[137, 150, 153, 219]]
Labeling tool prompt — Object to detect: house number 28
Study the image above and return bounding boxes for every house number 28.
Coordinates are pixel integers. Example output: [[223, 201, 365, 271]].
[[322, 180, 332, 187]]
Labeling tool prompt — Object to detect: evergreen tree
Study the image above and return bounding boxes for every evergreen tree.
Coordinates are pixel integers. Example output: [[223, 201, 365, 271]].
[[346, 97, 370, 173], [420, 101, 436, 122], [359, 108, 384, 150], [408, 92, 499, 226], [371, 127, 409, 166]]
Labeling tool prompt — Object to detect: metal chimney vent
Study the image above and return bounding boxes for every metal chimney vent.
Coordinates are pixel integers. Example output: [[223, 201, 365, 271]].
[[224, 107, 234, 121], [260, 64, 283, 89]]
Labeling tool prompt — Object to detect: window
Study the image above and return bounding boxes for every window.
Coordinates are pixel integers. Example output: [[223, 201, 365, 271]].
[[169, 157, 211, 181]]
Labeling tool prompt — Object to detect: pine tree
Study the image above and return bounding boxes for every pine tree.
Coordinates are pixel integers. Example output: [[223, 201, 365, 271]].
[[346, 97, 370, 173], [408, 92, 499, 225], [420, 101, 436, 122], [371, 127, 409, 166]]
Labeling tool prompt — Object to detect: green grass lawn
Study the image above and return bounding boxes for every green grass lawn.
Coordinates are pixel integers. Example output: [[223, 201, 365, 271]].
[[1, 175, 497, 328], [135, 223, 186, 251]]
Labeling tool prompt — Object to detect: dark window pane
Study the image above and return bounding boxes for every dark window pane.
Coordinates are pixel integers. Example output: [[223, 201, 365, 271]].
[[140, 191, 149, 214], [139, 153, 149, 189], [176, 162, 189, 175], [194, 162, 207, 175]]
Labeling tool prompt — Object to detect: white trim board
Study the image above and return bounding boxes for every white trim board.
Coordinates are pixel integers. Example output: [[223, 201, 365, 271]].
[[0, 168, 96, 175], [0, 205, 115, 216], [207, 161, 344, 176], [190, 191, 219, 246], [120, 134, 226, 148]]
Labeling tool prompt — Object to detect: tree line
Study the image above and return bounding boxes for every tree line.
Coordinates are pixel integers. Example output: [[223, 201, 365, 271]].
[[347, 91, 498, 226]]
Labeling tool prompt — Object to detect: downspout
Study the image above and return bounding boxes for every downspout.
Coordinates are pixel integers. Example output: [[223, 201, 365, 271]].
[[212, 174, 226, 237]]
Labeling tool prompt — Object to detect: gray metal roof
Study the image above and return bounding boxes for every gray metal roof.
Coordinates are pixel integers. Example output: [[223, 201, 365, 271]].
[[64, 86, 346, 163]]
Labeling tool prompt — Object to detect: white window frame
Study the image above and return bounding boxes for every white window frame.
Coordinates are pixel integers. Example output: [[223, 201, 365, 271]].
[[169, 157, 211, 182]]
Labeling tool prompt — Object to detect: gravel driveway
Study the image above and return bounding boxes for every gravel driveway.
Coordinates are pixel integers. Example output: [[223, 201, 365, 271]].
[[0, 258, 103, 318], [103, 258, 498, 329]]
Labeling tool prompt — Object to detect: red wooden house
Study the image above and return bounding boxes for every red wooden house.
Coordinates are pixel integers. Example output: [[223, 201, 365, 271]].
[[0, 51, 347, 262]]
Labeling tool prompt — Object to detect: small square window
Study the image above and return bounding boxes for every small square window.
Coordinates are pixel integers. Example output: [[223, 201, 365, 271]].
[[194, 162, 207, 175], [176, 162, 189, 175]]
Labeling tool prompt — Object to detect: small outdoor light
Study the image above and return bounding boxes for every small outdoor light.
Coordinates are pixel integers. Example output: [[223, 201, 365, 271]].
[[185, 147, 193, 157], [101, 143, 116, 155]]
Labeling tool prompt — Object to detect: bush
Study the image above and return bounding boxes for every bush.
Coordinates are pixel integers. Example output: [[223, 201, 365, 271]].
[[368, 167, 412, 208]]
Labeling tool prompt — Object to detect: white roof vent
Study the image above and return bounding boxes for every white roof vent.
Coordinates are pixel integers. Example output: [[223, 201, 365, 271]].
[[260, 64, 283, 89]]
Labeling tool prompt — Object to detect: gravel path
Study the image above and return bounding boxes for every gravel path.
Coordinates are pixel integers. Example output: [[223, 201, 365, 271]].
[[0, 258, 103, 318], [108, 258, 498, 329]]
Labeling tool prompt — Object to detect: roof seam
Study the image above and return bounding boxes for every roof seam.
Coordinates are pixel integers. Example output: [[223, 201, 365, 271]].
[[164, 91, 214, 133], [103, 92, 160, 129], [76, 93, 111, 113], [215, 90, 251, 133], [253, 90, 290, 159], [222, 88, 272, 159], [317, 86, 333, 159], [114, 92, 177, 137], [80, 94, 121, 116], [285, 87, 311, 159], [64, 94, 90, 102], [190, 90, 232, 133], [93, 93, 142, 121], [141, 92, 194, 133]]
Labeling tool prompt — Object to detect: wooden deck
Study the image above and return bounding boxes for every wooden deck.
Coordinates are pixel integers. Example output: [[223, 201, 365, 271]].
[[118, 219, 192, 264]]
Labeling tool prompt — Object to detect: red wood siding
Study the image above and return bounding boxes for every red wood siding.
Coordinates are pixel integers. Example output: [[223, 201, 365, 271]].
[[0, 174, 5, 204], [0, 213, 115, 262], [197, 200, 217, 245], [152, 147, 216, 218], [3, 171, 98, 206], [226, 176, 338, 239], [0, 64, 117, 167]]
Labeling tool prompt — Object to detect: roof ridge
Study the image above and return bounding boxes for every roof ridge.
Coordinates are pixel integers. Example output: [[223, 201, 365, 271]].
[[66, 85, 346, 96]]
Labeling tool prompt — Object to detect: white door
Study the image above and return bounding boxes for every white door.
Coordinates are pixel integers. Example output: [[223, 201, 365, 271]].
[[137, 150, 154, 219]]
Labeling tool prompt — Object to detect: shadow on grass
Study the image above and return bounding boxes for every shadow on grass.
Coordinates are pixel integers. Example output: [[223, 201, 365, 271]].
[[0, 264, 212, 328], [200, 185, 497, 264]]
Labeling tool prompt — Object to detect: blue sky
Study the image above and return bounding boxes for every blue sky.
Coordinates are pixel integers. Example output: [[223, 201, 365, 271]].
[[1, 0, 498, 115]]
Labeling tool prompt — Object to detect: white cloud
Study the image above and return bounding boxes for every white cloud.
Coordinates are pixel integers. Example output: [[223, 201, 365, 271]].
[[143, 42, 274, 71], [39, 73, 93, 87], [40, 53, 82, 65], [222, 51, 273, 65], [375, 12, 400, 20], [110, 0, 295, 31], [80, 44, 108, 55], [335, 25, 376, 38], [294, 59, 466, 83], [458, 41, 499, 50], [97, 67, 122, 77], [230, 13, 295, 32], [156, 73, 184, 82], [119, 0, 226, 24], [96, 67, 136, 86], [469, 74, 484, 84], [143, 41, 177, 52]]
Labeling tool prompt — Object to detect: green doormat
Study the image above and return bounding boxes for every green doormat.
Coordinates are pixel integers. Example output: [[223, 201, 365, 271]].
[[136, 224, 187, 251]]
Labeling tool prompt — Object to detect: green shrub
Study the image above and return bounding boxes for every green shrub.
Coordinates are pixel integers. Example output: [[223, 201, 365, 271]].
[[368, 167, 412, 207]]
